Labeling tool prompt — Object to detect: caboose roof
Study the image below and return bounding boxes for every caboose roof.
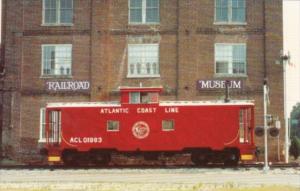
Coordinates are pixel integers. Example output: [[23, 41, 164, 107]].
[[46, 100, 254, 108], [119, 86, 163, 92]]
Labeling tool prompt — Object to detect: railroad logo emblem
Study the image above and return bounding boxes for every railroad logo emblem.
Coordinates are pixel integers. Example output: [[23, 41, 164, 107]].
[[132, 121, 150, 139]]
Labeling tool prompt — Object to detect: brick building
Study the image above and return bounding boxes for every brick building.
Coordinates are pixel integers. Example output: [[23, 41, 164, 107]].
[[0, 0, 284, 163]]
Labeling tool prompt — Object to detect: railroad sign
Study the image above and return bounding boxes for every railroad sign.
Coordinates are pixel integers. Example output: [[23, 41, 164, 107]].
[[45, 80, 90, 91]]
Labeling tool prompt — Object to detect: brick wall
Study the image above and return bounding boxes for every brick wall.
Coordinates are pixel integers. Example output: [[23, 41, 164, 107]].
[[1, 0, 284, 163]]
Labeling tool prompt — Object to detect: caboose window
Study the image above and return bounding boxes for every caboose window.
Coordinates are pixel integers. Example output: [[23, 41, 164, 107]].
[[130, 92, 159, 104], [130, 92, 140, 103], [107, 120, 120, 131], [162, 120, 175, 131]]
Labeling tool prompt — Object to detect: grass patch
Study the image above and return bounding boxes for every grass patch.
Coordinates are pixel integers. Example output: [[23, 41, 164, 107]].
[[216, 185, 299, 191]]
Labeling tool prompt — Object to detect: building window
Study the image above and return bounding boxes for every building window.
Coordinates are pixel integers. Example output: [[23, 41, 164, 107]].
[[128, 44, 159, 78], [215, 0, 245, 23], [43, 0, 73, 25], [129, 0, 159, 24], [42, 45, 72, 76], [107, 120, 120, 131], [215, 44, 246, 75], [39, 108, 46, 142], [162, 120, 174, 131]]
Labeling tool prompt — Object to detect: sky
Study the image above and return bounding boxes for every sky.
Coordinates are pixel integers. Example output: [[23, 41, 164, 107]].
[[283, 0, 300, 115]]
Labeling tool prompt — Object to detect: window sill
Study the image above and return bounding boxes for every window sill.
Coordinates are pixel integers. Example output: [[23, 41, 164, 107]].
[[127, 74, 161, 79], [38, 139, 46, 143], [213, 22, 247, 26], [40, 75, 73, 79], [41, 23, 74, 27], [128, 22, 160, 26], [214, 73, 248, 78]]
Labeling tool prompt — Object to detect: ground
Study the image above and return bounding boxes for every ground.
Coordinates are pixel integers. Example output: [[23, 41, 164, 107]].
[[0, 167, 299, 191]]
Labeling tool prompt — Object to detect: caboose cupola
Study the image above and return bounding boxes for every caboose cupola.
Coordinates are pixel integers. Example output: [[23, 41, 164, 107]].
[[119, 86, 163, 104]]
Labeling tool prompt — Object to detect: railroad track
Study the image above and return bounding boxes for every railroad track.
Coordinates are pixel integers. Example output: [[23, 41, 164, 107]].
[[0, 162, 299, 170]]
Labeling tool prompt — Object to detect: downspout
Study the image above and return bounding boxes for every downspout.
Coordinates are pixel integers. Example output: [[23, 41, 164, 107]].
[[0, 0, 7, 159], [89, 0, 93, 101], [175, 0, 179, 100], [263, 0, 267, 80], [1, 0, 6, 75]]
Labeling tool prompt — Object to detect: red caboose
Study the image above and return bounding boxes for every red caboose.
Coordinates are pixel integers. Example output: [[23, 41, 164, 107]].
[[44, 86, 256, 166]]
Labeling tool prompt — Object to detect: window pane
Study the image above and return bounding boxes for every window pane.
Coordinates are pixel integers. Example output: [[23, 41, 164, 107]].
[[44, 0, 56, 9], [130, 92, 140, 103], [45, 9, 57, 23], [232, 8, 245, 22], [216, 61, 229, 73], [146, 0, 158, 7], [60, 0, 72, 9], [44, 0, 57, 24], [43, 46, 55, 75], [42, 45, 71, 76], [130, 9, 142, 23], [146, 8, 159, 22], [107, 120, 120, 131], [232, 0, 245, 22], [128, 44, 159, 76], [130, 0, 142, 7], [60, 0, 73, 23], [215, 0, 228, 22], [232, 45, 246, 74], [162, 120, 174, 131], [60, 9, 73, 23]]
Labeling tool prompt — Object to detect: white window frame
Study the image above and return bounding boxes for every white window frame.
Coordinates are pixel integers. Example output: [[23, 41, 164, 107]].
[[41, 44, 73, 77], [214, 0, 246, 25], [214, 43, 247, 77], [42, 0, 73, 26], [127, 44, 160, 78], [39, 108, 46, 143], [128, 0, 160, 24]]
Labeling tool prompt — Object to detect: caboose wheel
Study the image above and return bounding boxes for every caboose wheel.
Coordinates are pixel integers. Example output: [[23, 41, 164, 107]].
[[62, 150, 78, 166], [191, 153, 209, 166], [224, 150, 239, 166], [90, 152, 111, 166]]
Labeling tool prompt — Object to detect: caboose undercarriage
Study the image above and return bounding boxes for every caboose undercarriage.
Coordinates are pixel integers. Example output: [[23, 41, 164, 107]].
[[45, 147, 249, 167]]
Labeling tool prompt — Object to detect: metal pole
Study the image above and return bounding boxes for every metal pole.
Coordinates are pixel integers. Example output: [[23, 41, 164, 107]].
[[263, 84, 270, 172], [283, 62, 289, 163]]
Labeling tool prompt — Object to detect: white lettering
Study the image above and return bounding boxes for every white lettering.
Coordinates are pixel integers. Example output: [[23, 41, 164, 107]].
[[137, 107, 157, 113], [100, 108, 129, 114], [165, 107, 179, 113]]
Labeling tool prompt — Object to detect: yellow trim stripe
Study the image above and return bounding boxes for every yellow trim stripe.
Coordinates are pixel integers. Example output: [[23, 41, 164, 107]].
[[48, 156, 61, 162], [241, 154, 254, 160]]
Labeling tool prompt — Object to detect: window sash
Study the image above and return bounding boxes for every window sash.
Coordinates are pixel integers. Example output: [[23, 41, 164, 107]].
[[42, 45, 72, 76], [129, 0, 159, 24], [215, 0, 245, 23], [128, 44, 159, 77], [43, 0, 73, 24], [215, 44, 246, 75]]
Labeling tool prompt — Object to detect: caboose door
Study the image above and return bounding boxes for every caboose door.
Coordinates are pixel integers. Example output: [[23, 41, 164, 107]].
[[239, 108, 252, 144], [47, 110, 61, 146]]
